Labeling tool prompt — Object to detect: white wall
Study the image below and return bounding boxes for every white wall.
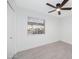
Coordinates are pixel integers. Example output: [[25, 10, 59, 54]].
[[60, 17, 72, 44], [15, 7, 60, 52]]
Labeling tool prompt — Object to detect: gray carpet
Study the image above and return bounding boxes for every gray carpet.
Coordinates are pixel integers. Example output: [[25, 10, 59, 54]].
[[12, 41, 72, 59]]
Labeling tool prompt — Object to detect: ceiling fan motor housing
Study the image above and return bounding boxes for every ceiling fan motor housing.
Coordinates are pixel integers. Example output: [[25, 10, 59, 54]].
[[56, 3, 61, 7]]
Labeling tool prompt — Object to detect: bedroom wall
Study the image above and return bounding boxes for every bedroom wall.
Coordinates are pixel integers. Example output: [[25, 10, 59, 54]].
[[60, 16, 72, 44], [15, 7, 60, 52]]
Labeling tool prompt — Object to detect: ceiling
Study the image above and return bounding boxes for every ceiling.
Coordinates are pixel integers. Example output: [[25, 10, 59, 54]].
[[12, 0, 72, 16]]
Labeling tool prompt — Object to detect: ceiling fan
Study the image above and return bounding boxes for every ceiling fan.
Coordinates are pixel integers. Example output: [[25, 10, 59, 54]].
[[46, 0, 72, 15]]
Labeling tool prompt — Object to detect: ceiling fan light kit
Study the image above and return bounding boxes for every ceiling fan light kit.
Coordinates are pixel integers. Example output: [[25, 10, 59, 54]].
[[46, 0, 72, 15], [56, 8, 61, 11]]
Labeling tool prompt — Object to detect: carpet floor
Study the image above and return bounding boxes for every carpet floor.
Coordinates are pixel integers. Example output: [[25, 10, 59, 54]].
[[12, 41, 72, 59]]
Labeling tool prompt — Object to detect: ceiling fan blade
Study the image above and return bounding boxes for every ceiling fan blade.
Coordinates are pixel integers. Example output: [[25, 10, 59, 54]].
[[48, 10, 56, 13], [60, 0, 69, 7], [58, 11, 61, 15], [61, 7, 72, 10], [46, 3, 56, 8]]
